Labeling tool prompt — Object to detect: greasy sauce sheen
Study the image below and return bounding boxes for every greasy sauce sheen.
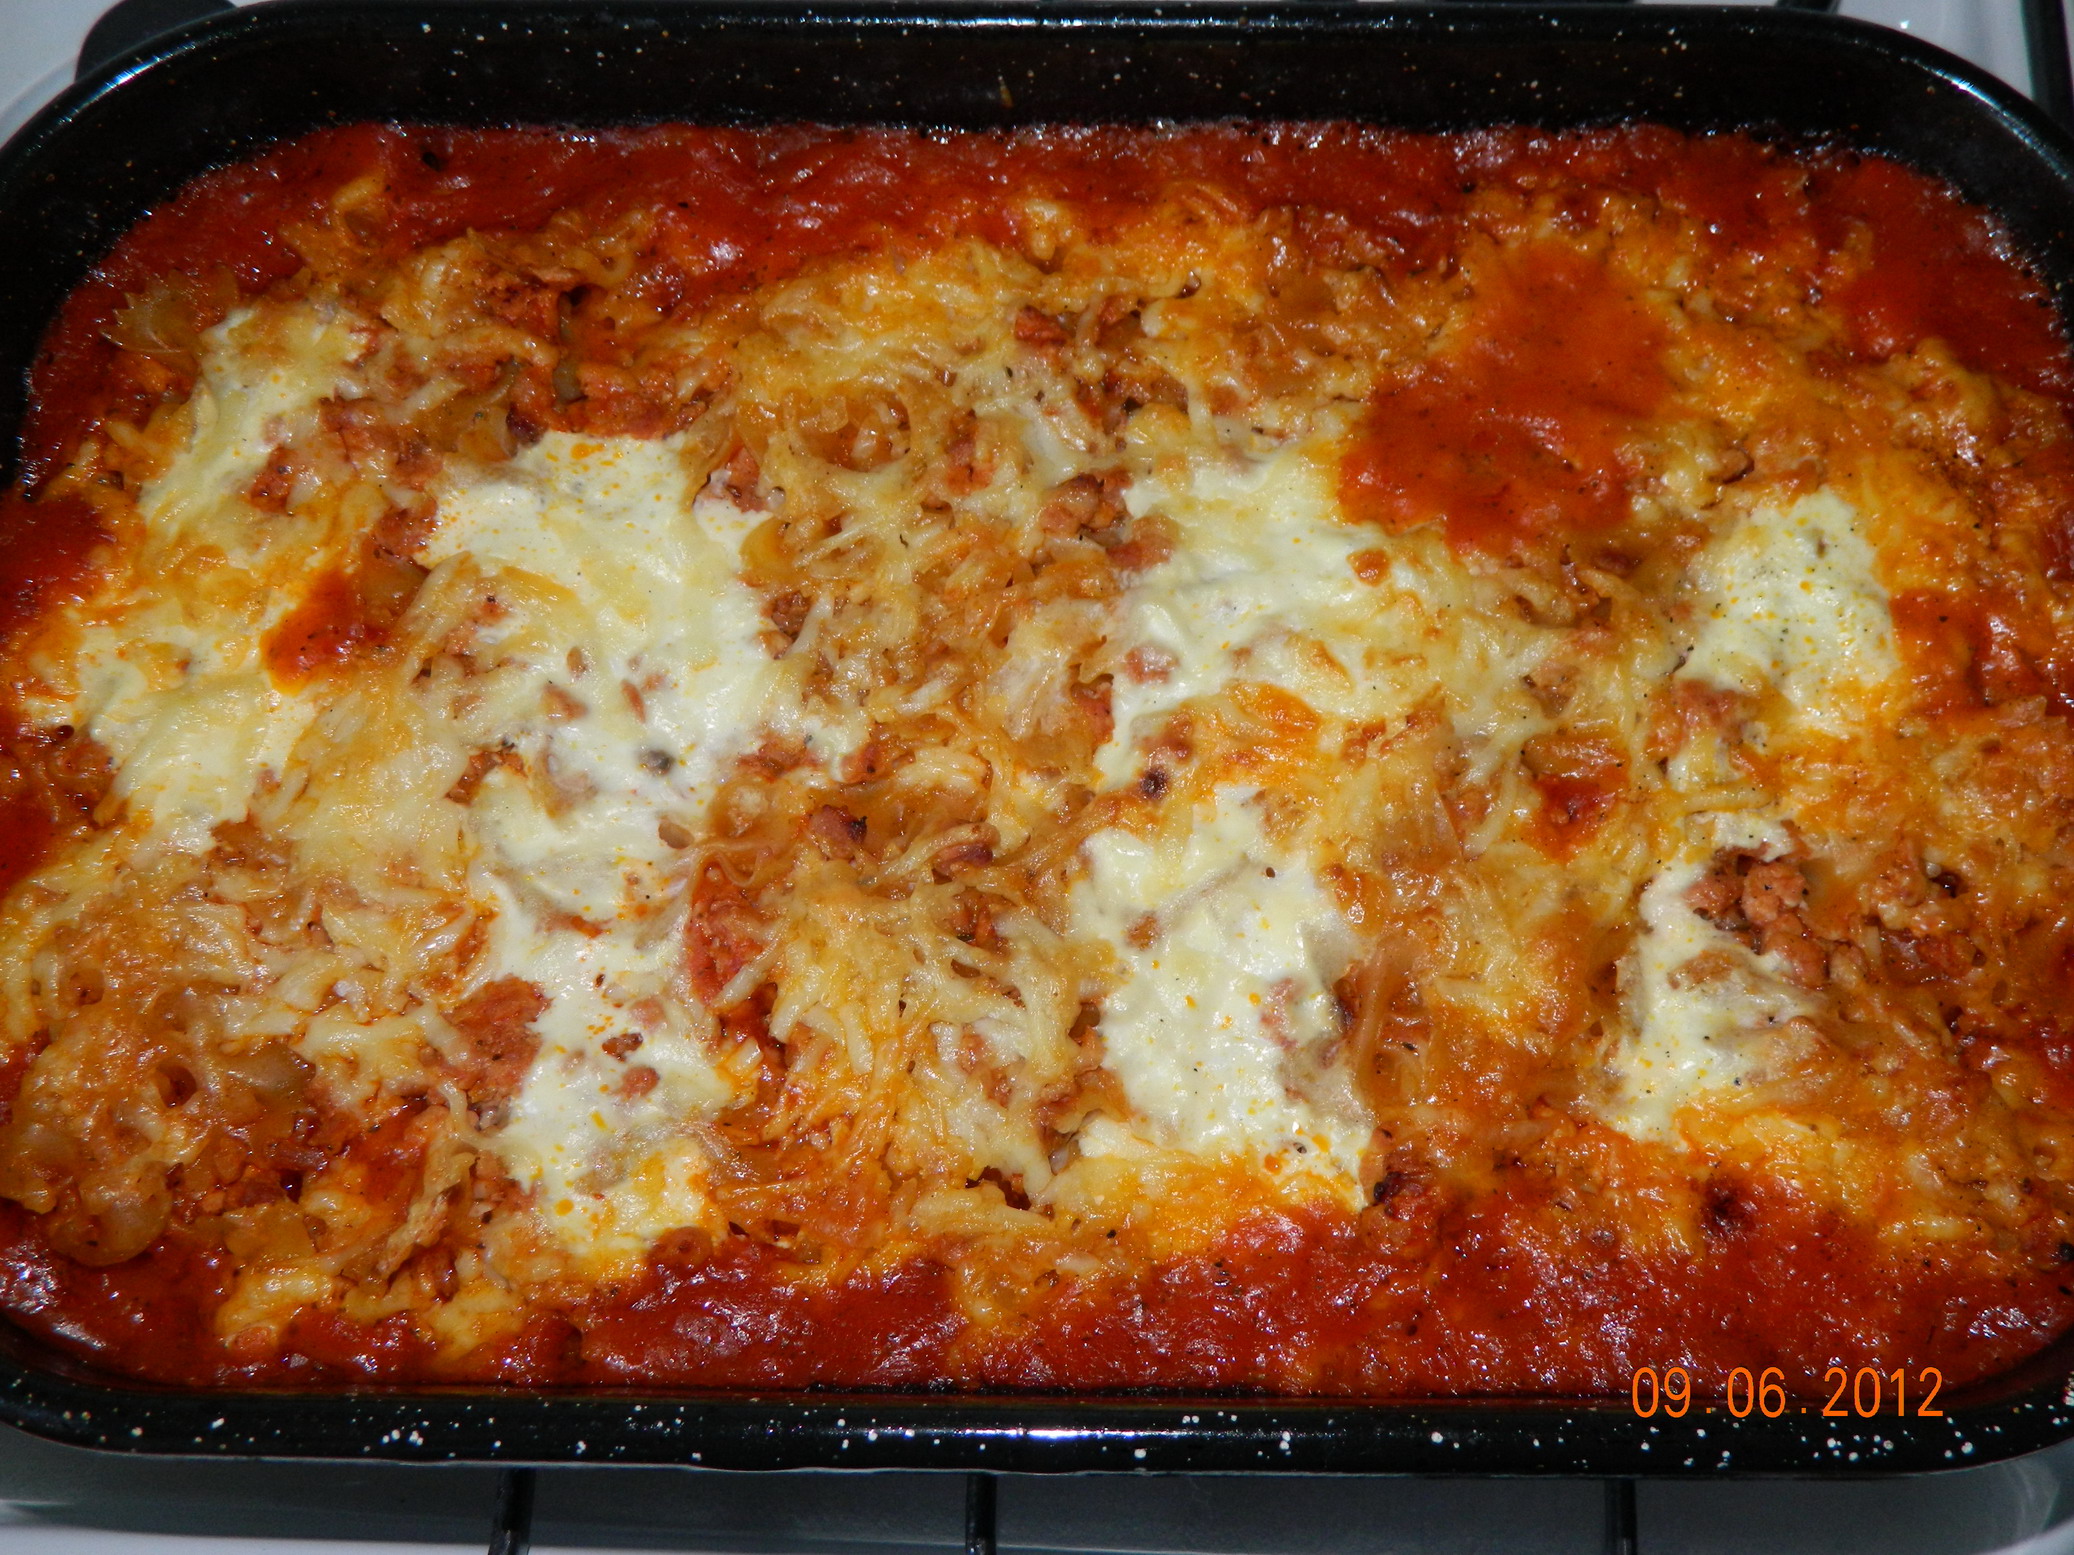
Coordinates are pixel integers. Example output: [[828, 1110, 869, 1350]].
[[2, 123, 2074, 1397], [1339, 246, 1673, 558]]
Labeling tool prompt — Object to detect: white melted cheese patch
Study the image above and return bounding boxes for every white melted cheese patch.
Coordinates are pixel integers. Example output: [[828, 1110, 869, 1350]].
[[1099, 429, 1554, 797], [1100, 437, 1379, 785], [1070, 787, 1366, 1197], [32, 304, 366, 853], [1605, 853, 1814, 1143], [1677, 490, 1900, 729], [144, 303, 369, 548], [473, 871, 733, 1260], [426, 435, 777, 919], [424, 434, 779, 1257]]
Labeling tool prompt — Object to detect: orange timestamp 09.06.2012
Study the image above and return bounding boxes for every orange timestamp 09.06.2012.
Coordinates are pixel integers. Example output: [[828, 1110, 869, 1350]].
[[1629, 1366, 1947, 1420]]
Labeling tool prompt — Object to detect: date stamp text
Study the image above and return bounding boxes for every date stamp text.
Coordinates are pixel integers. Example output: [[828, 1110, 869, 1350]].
[[1629, 1366, 1944, 1419]]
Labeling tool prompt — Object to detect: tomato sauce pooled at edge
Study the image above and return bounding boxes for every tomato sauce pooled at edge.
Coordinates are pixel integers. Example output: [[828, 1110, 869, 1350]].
[[1, 123, 2072, 1393]]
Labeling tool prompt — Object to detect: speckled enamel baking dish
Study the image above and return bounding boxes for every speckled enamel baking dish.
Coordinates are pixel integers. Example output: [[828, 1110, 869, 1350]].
[[4, 0, 2074, 1473]]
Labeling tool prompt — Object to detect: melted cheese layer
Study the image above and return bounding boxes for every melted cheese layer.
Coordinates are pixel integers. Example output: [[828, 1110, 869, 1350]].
[[1607, 853, 1815, 1143], [1678, 490, 1901, 728], [9, 165, 2041, 1377], [424, 435, 779, 1254], [1071, 788, 1365, 1195]]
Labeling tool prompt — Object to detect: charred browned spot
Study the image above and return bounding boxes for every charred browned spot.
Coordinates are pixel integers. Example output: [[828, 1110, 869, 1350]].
[[768, 590, 811, 641], [1013, 306, 1070, 347], [445, 744, 520, 805], [1356, 1163, 1444, 1258], [1039, 470, 1129, 536], [1138, 766, 1169, 802], [976, 1166, 1031, 1209], [1701, 1178, 1756, 1240], [839, 729, 896, 785], [244, 445, 309, 512], [1095, 364, 1188, 429], [1882, 926, 1978, 985], [601, 1031, 644, 1061], [930, 827, 997, 881], [506, 402, 546, 446], [948, 889, 1001, 951], [446, 977, 548, 1112], [739, 736, 812, 781], [806, 804, 868, 862]]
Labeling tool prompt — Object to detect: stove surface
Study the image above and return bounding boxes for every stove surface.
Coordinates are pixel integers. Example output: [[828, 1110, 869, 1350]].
[[1, 2, 2071, 1551]]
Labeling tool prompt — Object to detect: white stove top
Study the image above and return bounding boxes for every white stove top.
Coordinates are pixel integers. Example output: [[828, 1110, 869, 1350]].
[[1, 3, 2071, 1551]]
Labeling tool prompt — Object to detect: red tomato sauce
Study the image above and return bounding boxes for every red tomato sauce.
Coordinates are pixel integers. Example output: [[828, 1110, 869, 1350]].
[[1526, 769, 1626, 861], [1339, 245, 1674, 559], [976, 1190, 2074, 1396], [1891, 589, 2074, 720], [2, 1175, 2063, 1394], [261, 563, 411, 689], [1, 123, 2071, 1393], [0, 785, 51, 904]]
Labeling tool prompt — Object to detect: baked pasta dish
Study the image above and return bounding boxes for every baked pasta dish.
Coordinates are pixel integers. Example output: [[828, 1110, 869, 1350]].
[[2, 124, 2073, 1394]]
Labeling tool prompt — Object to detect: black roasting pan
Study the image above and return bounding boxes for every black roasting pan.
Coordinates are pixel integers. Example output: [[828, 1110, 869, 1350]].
[[4, 0, 2074, 1476]]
